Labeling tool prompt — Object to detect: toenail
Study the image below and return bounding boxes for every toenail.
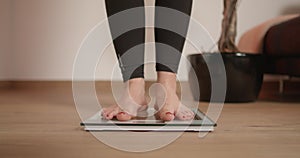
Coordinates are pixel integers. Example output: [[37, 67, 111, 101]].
[[166, 112, 174, 115], [118, 112, 125, 115]]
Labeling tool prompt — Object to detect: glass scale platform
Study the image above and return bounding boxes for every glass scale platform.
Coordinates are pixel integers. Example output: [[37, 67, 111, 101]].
[[81, 108, 216, 132]]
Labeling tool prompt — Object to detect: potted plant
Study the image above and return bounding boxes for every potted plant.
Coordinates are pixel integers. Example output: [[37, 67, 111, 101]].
[[188, 0, 264, 102]]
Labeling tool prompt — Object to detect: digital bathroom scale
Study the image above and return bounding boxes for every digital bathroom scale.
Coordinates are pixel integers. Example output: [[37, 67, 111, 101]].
[[80, 108, 216, 132]]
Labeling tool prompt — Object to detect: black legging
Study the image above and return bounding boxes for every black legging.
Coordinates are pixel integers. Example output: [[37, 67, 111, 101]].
[[105, 0, 193, 81]]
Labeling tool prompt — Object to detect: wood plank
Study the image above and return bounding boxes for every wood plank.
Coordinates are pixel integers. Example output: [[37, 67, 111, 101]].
[[0, 82, 300, 157]]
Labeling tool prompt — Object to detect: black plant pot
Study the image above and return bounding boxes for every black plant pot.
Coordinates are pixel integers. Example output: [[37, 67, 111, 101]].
[[188, 52, 264, 103]]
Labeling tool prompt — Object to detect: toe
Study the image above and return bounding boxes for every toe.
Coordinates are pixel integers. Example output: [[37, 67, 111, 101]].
[[102, 108, 109, 116], [185, 114, 194, 120], [176, 111, 194, 121], [175, 112, 185, 120], [105, 113, 114, 120], [175, 105, 195, 120], [160, 112, 175, 121], [107, 110, 119, 120], [116, 112, 132, 121], [103, 108, 119, 120]]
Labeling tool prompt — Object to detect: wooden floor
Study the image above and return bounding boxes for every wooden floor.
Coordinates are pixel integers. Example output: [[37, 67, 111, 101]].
[[0, 82, 300, 158]]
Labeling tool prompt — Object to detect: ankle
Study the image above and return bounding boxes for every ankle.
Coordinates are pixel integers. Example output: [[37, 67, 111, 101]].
[[126, 78, 146, 98], [128, 78, 145, 85], [157, 72, 177, 91]]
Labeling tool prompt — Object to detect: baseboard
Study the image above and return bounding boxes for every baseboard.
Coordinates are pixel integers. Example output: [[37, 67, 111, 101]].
[[0, 81, 154, 89], [2, 80, 299, 96], [260, 80, 300, 93], [0, 81, 13, 88], [0, 81, 182, 94], [259, 80, 300, 102], [9, 81, 74, 89]]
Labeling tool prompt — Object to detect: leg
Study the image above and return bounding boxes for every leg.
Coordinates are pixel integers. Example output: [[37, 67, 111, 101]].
[[155, 0, 194, 121], [105, 0, 145, 81], [103, 0, 147, 121]]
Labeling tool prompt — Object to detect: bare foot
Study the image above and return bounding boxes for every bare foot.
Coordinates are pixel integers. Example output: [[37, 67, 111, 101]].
[[155, 72, 195, 121], [102, 78, 148, 121]]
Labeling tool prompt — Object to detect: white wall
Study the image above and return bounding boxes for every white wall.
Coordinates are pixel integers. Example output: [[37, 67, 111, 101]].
[[3, 0, 300, 80], [11, 0, 105, 80], [0, 0, 12, 80], [238, 0, 300, 39], [192, 0, 300, 43]]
